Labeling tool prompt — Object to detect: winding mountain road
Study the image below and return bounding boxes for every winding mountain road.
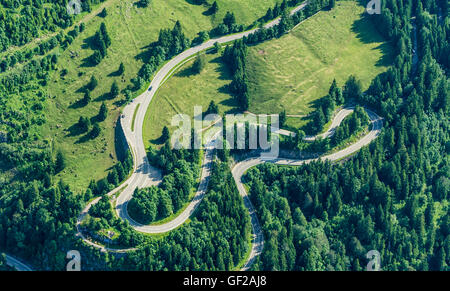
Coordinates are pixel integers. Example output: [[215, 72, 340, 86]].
[[73, 1, 383, 271], [2, 2, 385, 272], [234, 108, 383, 270], [111, 1, 309, 234]]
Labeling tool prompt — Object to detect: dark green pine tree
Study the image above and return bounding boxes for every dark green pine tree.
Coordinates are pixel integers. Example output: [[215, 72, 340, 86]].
[[206, 100, 219, 115], [92, 50, 103, 65], [192, 54, 205, 74], [313, 108, 326, 133], [118, 62, 125, 75], [99, 8, 107, 17], [210, 1, 219, 14], [223, 12, 236, 29], [90, 123, 101, 138], [100, 23, 111, 47], [329, 0, 336, 9], [98, 36, 107, 57], [329, 79, 339, 102], [110, 81, 119, 98], [107, 167, 119, 186], [161, 126, 170, 142], [83, 90, 91, 105], [343, 75, 362, 102], [78, 116, 91, 132], [239, 91, 249, 111], [88, 75, 98, 91], [280, 109, 287, 127]]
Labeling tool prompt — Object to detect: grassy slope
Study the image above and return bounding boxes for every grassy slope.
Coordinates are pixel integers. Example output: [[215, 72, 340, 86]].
[[38, 0, 279, 192], [143, 52, 237, 148], [246, 1, 393, 116]]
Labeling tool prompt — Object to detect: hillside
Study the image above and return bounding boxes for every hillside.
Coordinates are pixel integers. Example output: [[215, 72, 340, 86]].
[[247, 1, 393, 116]]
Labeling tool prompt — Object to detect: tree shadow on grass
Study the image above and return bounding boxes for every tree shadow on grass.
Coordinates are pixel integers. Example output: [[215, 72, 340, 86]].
[[209, 56, 241, 114], [202, 9, 215, 17], [292, 94, 331, 135], [80, 53, 98, 68], [210, 56, 232, 81], [217, 83, 231, 95], [90, 115, 103, 125], [223, 105, 241, 115], [351, 17, 394, 67], [185, 0, 216, 17], [135, 43, 156, 63], [108, 69, 122, 77], [150, 134, 166, 146], [75, 133, 94, 144], [81, 35, 97, 50], [185, 0, 203, 6], [115, 120, 128, 162], [68, 98, 87, 109], [309, 96, 325, 110], [218, 93, 241, 115], [94, 92, 112, 102], [175, 64, 197, 78], [75, 85, 89, 94]]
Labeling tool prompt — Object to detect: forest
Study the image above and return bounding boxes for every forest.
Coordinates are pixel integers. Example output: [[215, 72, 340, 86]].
[[136, 21, 190, 91], [0, 0, 108, 52], [71, 0, 450, 271], [78, 161, 251, 270], [282, 104, 371, 153]]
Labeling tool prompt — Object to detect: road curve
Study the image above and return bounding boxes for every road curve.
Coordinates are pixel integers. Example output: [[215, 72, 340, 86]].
[[112, 1, 309, 234], [303, 107, 355, 141], [233, 108, 383, 270], [2, 2, 382, 271], [3, 254, 33, 271]]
